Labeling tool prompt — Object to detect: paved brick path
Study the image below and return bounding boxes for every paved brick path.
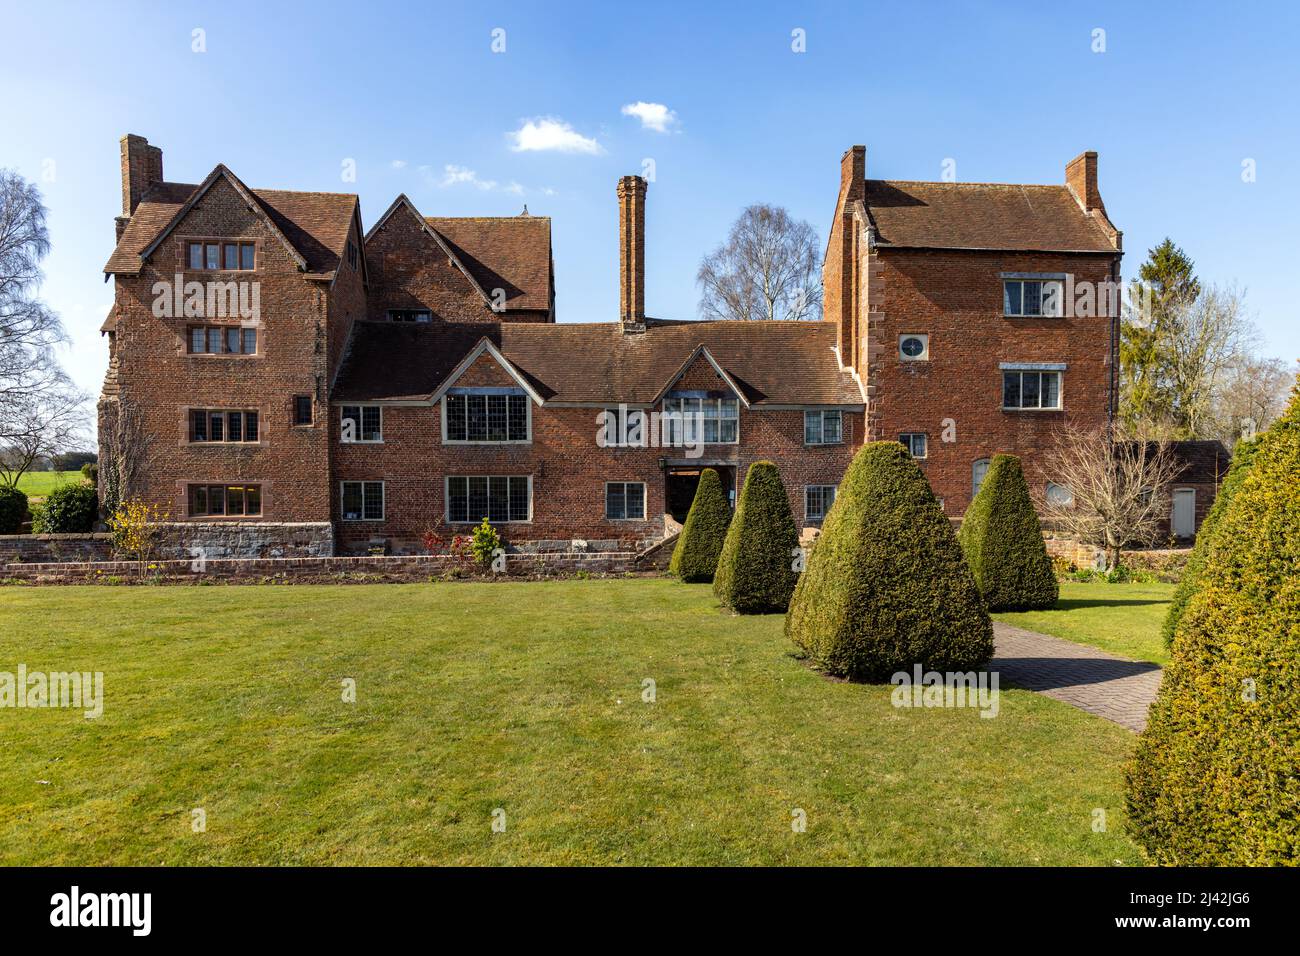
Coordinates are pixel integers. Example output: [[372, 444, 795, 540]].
[[991, 622, 1163, 732]]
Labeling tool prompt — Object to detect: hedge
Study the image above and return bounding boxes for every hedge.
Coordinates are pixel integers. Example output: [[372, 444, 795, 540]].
[[1126, 383, 1300, 864], [0, 486, 28, 534], [786, 441, 994, 681], [1160, 437, 1260, 647], [713, 461, 799, 613], [957, 453, 1058, 611], [669, 468, 731, 583], [32, 483, 98, 534]]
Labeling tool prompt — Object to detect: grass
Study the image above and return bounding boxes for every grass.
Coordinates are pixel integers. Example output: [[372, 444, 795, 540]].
[[0, 579, 1143, 866], [3, 471, 86, 500], [993, 580, 1175, 665]]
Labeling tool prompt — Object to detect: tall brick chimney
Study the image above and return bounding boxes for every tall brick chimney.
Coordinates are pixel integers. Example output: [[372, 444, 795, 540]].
[[617, 175, 647, 332], [120, 134, 164, 218], [1065, 151, 1104, 215]]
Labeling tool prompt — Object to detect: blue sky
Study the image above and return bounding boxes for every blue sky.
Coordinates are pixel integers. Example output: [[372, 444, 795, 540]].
[[2, 0, 1297, 396]]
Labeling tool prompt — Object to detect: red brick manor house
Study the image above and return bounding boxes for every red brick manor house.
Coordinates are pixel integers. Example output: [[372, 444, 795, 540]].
[[98, 133, 1182, 558]]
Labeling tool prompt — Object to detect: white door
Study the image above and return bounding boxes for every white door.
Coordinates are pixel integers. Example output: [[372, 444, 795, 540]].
[[1172, 489, 1197, 538]]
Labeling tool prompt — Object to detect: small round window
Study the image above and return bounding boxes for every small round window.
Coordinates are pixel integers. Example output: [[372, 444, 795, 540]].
[[899, 334, 928, 360]]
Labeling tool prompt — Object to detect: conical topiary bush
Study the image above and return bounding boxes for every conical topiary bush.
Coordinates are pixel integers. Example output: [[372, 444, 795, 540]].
[[786, 441, 993, 681], [713, 461, 799, 613], [1126, 383, 1300, 864], [669, 468, 732, 583], [957, 453, 1058, 611], [1160, 436, 1259, 647]]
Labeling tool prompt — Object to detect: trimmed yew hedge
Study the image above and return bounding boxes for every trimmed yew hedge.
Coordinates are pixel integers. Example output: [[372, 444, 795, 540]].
[[1126, 385, 1300, 864], [957, 453, 1058, 611], [1160, 437, 1259, 647], [32, 483, 98, 534], [669, 468, 731, 583], [0, 486, 27, 534], [786, 441, 994, 681], [713, 461, 799, 613]]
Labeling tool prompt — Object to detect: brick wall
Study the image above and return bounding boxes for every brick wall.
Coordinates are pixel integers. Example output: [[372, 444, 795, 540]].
[[332, 350, 861, 554], [101, 174, 336, 526], [867, 248, 1118, 515]]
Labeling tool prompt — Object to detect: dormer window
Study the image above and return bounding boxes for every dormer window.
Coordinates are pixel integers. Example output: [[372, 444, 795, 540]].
[[444, 388, 530, 443], [188, 241, 255, 271], [388, 310, 432, 323], [662, 392, 738, 445]]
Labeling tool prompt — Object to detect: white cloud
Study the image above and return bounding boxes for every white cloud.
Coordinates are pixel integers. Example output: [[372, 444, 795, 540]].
[[508, 117, 604, 154], [438, 164, 497, 190], [505, 181, 525, 196], [390, 159, 408, 169], [621, 101, 678, 133]]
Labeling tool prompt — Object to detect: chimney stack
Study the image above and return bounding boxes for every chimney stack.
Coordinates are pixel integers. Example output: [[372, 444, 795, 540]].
[[120, 134, 164, 218], [841, 144, 865, 199], [617, 175, 647, 332], [1065, 151, 1104, 215]]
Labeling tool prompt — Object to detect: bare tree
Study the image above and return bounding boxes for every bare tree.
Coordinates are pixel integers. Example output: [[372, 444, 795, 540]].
[[0, 385, 86, 489], [1039, 424, 1184, 570], [0, 169, 88, 486], [1207, 354, 1296, 447], [697, 204, 822, 321], [97, 399, 152, 516], [1164, 283, 1257, 439], [0, 170, 68, 406]]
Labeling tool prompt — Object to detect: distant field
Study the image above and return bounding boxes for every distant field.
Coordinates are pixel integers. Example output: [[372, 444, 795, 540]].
[[3, 471, 86, 498]]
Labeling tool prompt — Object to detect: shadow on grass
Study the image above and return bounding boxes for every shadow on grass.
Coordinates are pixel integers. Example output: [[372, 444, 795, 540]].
[[1051, 598, 1170, 610]]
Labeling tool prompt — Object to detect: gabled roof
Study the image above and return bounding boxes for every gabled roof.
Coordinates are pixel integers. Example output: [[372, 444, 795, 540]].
[[366, 195, 495, 308], [864, 180, 1119, 253], [333, 319, 864, 407], [427, 337, 547, 405], [424, 215, 552, 314], [104, 165, 360, 276]]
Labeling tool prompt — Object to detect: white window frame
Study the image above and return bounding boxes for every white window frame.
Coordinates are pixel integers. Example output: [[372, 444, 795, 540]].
[[805, 484, 837, 522], [1000, 364, 1065, 411], [340, 480, 385, 522], [804, 409, 844, 446], [604, 481, 647, 521], [899, 333, 930, 361], [441, 389, 532, 445], [340, 404, 383, 443], [899, 432, 928, 459], [1002, 277, 1065, 318], [972, 458, 991, 499], [444, 475, 533, 524], [662, 393, 739, 446], [189, 408, 261, 444]]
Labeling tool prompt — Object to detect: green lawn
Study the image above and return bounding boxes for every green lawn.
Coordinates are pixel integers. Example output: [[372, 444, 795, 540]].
[[0, 580, 1143, 865], [3, 470, 85, 499], [994, 581, 1175, 665]]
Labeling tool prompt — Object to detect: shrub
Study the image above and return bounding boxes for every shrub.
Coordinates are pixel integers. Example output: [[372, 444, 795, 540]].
[[713, 461, 799, 613], [81, 462, 98, 483], [0, 487, 28, 534], [32, 483, 98, 534], [957, 453, 1058, 611], [1160, 437, 1260, 647], [669, 468, 731, 582], [1126, 385, 1300, 864], [469, 518, 502, 567], [786, 441, 994, 681]]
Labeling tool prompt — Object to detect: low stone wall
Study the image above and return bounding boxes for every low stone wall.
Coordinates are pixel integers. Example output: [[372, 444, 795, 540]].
[[0, 533, 114, 564], [0, 550, 639, 585], [156, 522, 333, 559]]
